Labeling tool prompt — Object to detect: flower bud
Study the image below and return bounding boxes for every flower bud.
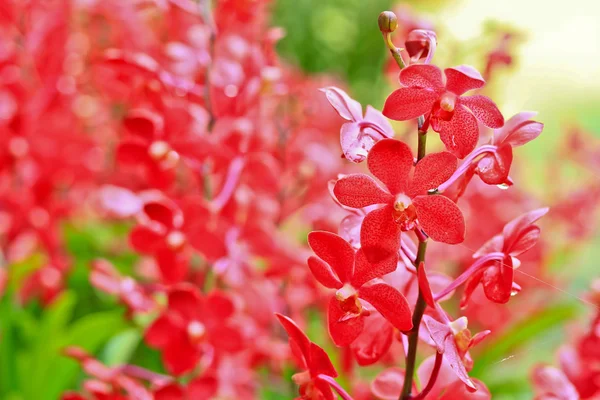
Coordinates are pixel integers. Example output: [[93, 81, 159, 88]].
[[378, 11, 398, 34], [405, 29, 437, 64]]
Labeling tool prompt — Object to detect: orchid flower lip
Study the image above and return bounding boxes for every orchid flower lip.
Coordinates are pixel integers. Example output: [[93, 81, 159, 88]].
[[440, 92, 456, 112], [120, 277, 136, 292], [187, 320, 206, 340], [449, 316, 469, 335], [394, 193, 412, 211], [291, 370, 311, 386], [148, 140, 171, 160], [357, 120, 389, 139], [166, 230, 186, 249], [335, 283, 357, 301]]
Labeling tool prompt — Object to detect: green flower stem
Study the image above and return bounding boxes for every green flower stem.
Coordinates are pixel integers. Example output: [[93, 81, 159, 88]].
[[417, 118, 427, 161], [400, 239, 428, 400], [400, 117, 429, 400], [385, 33, 407, 70]]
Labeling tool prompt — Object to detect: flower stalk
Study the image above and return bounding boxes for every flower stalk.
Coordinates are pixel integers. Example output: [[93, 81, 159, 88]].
[[413, 351, 443, 400], [400, 239, 428, 399], [379, 11, 406, 70], [434, 251, 505, 301], [436, 145, 497, 192], [317, 374, 355, 400]]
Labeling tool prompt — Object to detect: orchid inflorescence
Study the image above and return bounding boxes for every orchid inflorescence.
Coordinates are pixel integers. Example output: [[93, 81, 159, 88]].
[[297, 9, 546, 400]]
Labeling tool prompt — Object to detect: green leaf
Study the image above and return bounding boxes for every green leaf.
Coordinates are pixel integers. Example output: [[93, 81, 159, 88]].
[[102, 328, 141, 366], [0, 298, 18, 396], [22, 291, 77, 400], [470, 302, 580, 376], [43, 310, 129, 400]]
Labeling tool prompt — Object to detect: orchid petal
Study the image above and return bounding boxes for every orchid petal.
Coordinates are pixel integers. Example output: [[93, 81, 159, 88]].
[[350, 313, 394, 366], [359, 282, 412, 331], [275, 313, 311, 365], [367, 139, 414, 195], [399, 64, 444, 89], [436, 104, 480, 159], [321, 87, 363, 122], [409, 151, 458, 196], [308, 256, 344, 289], [444, 65, 485, 95], [308, 231, 355, 283], [443, 334, 477, 390], [364, 105, 394, 137], [502, 207, 549, 256], [327, 296, 364, 347], [352, 248, 398, 288], [129, 226, 164, 254], [333, 174, 393, 208], [309, 342, 338, 378], [482, 257, 514, 304], [360, 205, 402, 263], [475, 144, 513, 185], [417, 263, 436, 308], [461, 95, 504, 128], [371, 368, 411, 400], [167, 285, 204, 321], [383, 87, 438, 121], [413, 195, 465, 244]]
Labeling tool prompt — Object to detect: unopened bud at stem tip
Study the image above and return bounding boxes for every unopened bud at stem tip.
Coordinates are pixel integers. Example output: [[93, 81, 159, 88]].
[[378, 11, 398, 34]]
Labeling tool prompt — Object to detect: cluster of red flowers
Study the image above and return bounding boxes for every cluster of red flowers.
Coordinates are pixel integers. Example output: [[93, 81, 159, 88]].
[[530, 126, 600, 400], [3, 1, 594, 399], [532, 281, 600, 400]]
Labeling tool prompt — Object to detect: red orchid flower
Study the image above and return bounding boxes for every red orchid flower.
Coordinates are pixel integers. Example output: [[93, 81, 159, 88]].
[[350, 311, 395, 366], [116, 107, 210, 188], [96, 185, 143, 219], [89, 259, 155, 314], [333, 138, 465, 253], [371, 368, 415, 400], [144, 284, 243, 375], [129, 195, 190, 284], [383, 64, 504, 158], [416, 354, 491, 399], [477, 111, 543, 185], [404, 29, 437, 64], [19, 256, 69, 306], [100, 49, 204, 104], [104, 189, 229, 281], [559, 339, 600, 397], [63, 347, 153, 400], [321, 87, 394, 163], [422, 308, 490, 392], [416, 267, 490, 394], [307, 231, 412, 346], [439, 111, 544, 197], [129, 194, 229, 283], [531, 365, 579, 400], [462, 207, 549, 305], [372, 356, 491, 400], [276, 313, 350, 400], [152, 376, 221, 400]]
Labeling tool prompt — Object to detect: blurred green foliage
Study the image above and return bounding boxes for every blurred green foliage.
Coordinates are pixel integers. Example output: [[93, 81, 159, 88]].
[[0, 222, 165, 400], [272, 0, 393, 106]]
